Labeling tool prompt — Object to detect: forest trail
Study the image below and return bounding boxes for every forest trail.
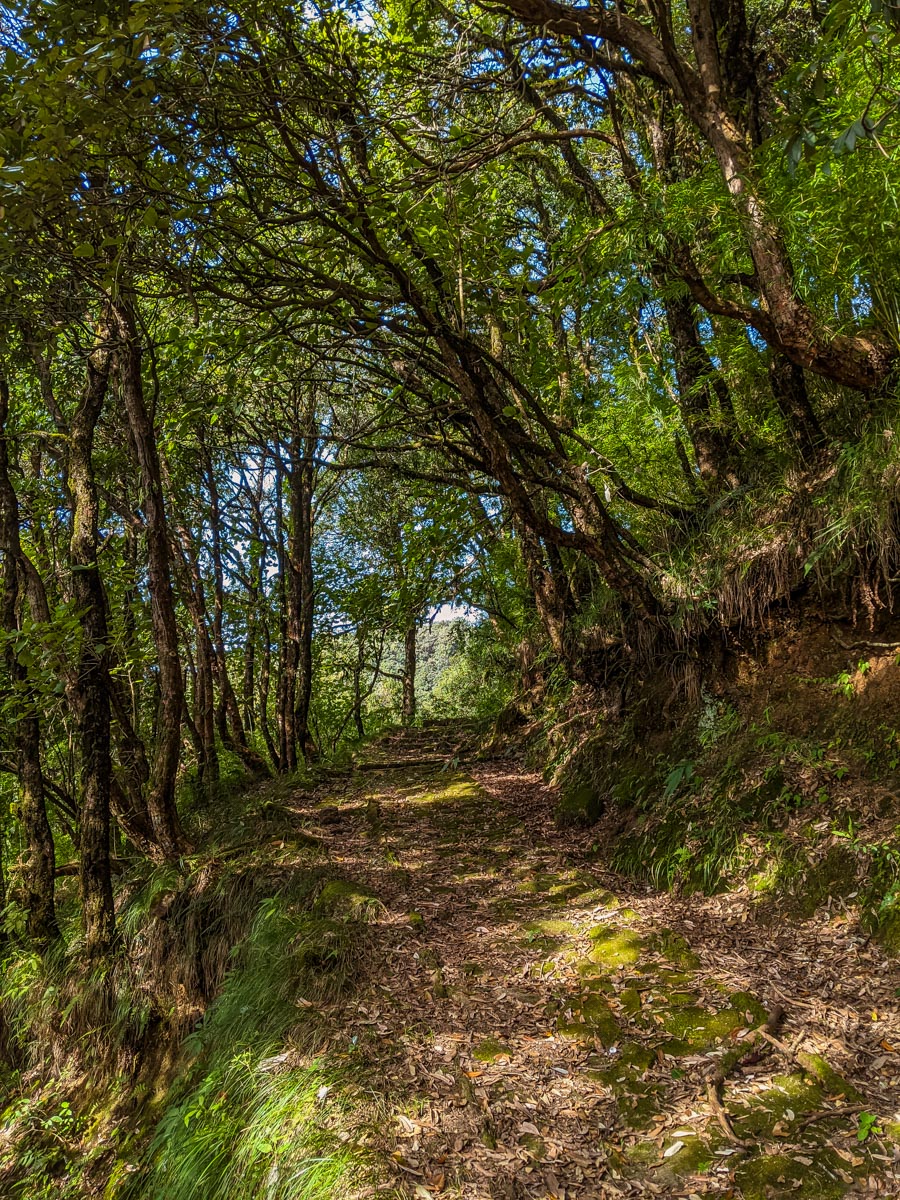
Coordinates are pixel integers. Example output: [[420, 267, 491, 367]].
[[283, 724, 900, 1200]]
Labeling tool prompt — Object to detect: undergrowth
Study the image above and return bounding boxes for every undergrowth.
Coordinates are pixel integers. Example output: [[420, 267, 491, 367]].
[[613, 719, 900, 941], [539, 668, 900, 948], [0, 824, 382, 1199], [118, 886, 370, 1200]]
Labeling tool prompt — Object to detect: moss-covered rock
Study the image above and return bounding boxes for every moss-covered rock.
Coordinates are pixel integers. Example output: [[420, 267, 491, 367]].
[[525, 917, 576, 937], [559, 992, 620, 1044], [796, 1051, 863, 1101], [313, 878, 381, 919], [555, 781, 603, 827], [588, 924, 644, 968], [660, 1003, 747, 1048], [618, 986, 642, 1016], [734, 1072, 823, 1138], [612, 1080, 667, 1127]]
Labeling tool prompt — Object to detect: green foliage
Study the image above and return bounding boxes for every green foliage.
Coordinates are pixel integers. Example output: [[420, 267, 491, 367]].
[[857, 1112, 881, 1142]]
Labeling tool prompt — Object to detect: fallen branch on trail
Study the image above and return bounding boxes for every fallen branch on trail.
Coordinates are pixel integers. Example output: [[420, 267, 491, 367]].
[[799, 1104, 869, 1130], [705, 1073, 750, 1147], [354, 756, 470, 771], [705, 1003, 787, 1145]]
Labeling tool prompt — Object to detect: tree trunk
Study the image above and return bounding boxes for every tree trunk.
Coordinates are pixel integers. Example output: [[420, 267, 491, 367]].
[[280, 421, 317, 765], [201, 438, 269, 776], [293, 431, 316, 761], [352, 625, 366, 740], [274, 449, 295, 772], [258, 611, 279, 768], [402, 620, 417, 725], [113, 299, 186, 859], [663, 292, 741, 486], [0, 377, 58, 947], [768, 354, 823, 458], [69, 320, 116, 959], [499, 0, 895, 391], [172, 519, 220, 795]]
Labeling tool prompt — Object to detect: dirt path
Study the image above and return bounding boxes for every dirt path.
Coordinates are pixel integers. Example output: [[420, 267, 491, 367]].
[[294, 728, 900, 1200]]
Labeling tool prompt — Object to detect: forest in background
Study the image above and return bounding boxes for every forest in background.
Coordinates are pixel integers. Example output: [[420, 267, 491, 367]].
[[1, 0, 900, 1194]]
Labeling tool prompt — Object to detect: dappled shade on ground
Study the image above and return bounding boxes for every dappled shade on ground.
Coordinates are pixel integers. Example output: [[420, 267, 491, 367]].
[[277, 726, 900, 1199]]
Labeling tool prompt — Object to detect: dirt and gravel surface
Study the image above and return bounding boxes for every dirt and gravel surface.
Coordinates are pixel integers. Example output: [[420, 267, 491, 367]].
[[290, 725, 900, 1200]]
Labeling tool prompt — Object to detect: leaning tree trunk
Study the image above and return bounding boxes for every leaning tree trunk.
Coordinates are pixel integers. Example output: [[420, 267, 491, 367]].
[[174, 523, 220, 796], [69, 321, 116, 959], [662, 292, 742, 486], [279, 423, 317, 766], [200, 438, 269, 775], [113, 299, 186, 859], [768, 353, 822, 458], [292, 428, 316, 762], [0, 376, 57, 947]]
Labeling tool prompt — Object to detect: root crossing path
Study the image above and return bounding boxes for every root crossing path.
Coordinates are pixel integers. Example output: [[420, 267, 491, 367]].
[[291, 726, 900, 1200]]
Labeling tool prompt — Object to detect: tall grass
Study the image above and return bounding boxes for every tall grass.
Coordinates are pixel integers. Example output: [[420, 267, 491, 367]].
[[0, 850, 379, 1200], [117, 885, 370, 1200]]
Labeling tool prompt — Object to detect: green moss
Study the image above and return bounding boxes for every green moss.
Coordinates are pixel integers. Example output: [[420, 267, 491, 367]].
[[518, 1133, 546, 1159], [796, 1052, 863, 1101], [623, 1139, 659, 1166], [584, 1041, 655, 1080], [748, 860, 782, 895], [652, 968, 696, 987], [613, 1082, 666, 1128], [619, 987, 642, 1015], [313, 879, 380, 919], [750, 842, 861, 920], [646, 930, 701, 970], [614, 906, 640, 922], [658, 1135, 710, 1175], [413, 779, 483, 807], [555, 781, 603, 827], [619, 1042, 656, 1070], [588, 925, 644, 967], [657, 1037, 695, 1057], [729, 990, 767, 1023], [472, 1038, 512, 1062], [734, 1072, 823, 1137], [556, 1020, 596, 1042], [733, 1153, 847, 1200], [515, 872, 562, 895], [660, 1004, 746, 1048], [874, 910, 900, 954], [580, 992, 617, 1022], [621, 1133, 715, 1186], [796, 846, 859, 917], [564, 993, 620, 1043], [546, 878, 596, 904], [525, 918, 576, 937]]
